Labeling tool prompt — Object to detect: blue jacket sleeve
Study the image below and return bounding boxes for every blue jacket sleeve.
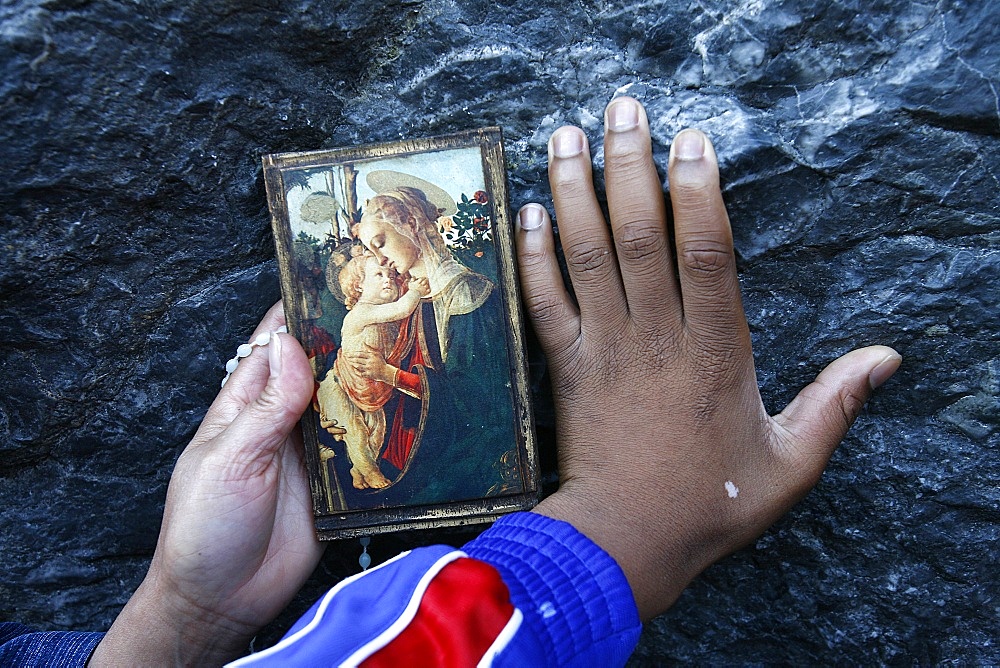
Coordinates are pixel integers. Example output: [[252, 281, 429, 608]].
[[228, 511, 641, 667], [0, 623, 103, 667], [464, 512, 642, 667]]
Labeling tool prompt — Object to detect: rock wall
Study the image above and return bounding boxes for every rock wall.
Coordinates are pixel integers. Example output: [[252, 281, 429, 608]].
[[2, 0, 997, 662]]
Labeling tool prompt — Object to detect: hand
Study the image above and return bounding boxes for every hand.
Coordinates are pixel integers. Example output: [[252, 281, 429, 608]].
[[519, 97, 900, 621], [317, 378, 347, 436], [344, 347, 394, 385], [410, 276, 431, 297], [319, 413, 346, 438], [91, 302, 324, 664]]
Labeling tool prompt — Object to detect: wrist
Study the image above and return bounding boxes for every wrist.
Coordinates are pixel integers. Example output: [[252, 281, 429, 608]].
[[533, 487, 710, 621], [377, 364, 399, 386], [91, 571, 253, 666]]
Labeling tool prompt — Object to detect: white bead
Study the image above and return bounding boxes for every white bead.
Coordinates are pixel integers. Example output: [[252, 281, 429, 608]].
[[225, 358, 239, 373], [359, 552, 371, 570], [277, 325, 288, 334], [255, 332, 271, 346], [236, 343, 253, 358], [220, 375, 229, 388]]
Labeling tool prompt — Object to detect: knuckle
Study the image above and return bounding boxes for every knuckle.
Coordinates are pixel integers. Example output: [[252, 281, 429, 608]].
[[837, 385, 867, 428], [254, 383, 290, 419], [524, 293, 565, 327], [697, 352, 731, 385], [679, 239, 733, 277], [615, 220, 667, 264], [518, 243, 551, 270], [605, 146, 650, 173], [550, 171, 592, 198], [690, 339, 741, 387], [549, 337, 590, 392], [563, 239, 615, 280], [671, 178, 716, 204]]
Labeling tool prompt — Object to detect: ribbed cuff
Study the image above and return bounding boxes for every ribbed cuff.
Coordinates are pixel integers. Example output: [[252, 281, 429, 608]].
[[463, 512, 641, 667]]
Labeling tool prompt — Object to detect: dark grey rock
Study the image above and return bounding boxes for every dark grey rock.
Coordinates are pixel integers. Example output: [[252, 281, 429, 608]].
[[1, 0, 997, 663]]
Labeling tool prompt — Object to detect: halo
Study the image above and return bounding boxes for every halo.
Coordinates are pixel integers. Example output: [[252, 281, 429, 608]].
[[366, 170, 458, 217], [325, 259, 346, 305], [325, 242, 366, 305]]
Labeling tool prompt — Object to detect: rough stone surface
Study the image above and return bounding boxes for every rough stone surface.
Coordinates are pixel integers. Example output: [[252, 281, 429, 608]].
[[1, 0, 997, 663]]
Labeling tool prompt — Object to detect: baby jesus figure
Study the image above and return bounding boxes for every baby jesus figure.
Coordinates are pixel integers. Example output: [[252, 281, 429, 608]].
[[317, 252, 430, 490]]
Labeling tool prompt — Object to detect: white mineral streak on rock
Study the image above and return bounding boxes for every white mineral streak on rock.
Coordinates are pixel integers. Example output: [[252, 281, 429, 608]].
[[692, 0, 767, 83], [785, 79, 880, 163], [400, 44, 526, 95], [887, 40, 944, 86]]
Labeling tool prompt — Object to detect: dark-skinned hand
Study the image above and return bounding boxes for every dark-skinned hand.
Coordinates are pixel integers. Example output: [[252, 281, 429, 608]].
[[520, 96, 900, 620]]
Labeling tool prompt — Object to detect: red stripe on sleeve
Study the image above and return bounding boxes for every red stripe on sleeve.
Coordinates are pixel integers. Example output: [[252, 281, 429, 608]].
[[361, 557, 515, 668]]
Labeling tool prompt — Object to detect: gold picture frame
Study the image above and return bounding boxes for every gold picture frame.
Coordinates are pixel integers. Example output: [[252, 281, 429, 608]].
[[263, 128, 540, 539]]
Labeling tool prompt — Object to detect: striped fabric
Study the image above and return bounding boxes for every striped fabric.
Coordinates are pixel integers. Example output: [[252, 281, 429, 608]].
[[228, 513, 641, 667], [0, 624, 102, 667], [228, 547, 521, 667]]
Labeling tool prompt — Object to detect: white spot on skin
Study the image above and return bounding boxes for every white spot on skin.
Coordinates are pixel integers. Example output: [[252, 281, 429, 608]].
[[725, 481, 739, 498]]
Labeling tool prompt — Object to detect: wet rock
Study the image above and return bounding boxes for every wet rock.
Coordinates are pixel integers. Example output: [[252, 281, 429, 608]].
[[1, 0, 997, 663]]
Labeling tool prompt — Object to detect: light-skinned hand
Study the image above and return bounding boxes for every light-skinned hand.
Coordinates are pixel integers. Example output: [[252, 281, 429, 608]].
[[521, 96, 901, 621], [410, 276, 432, 297], [343, 347, 394, 386], [90, 302, 323, 665]]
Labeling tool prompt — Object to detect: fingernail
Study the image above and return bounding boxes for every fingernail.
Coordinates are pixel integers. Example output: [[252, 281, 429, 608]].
[[518, 204, 544, 231], [550, 127, 584, 159], [269, 331, 283, 378], [673, 129, 705, 161], [869, 353, 902, 389], [606, 97, 639, 132]]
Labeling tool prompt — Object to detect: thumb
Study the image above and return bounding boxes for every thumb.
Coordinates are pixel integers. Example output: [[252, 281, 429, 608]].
[[771, 345, 902, 479], [217, 332, 315, 460]]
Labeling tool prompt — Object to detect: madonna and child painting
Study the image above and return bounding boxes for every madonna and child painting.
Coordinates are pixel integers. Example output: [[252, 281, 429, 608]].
[[263, 129, 539, 538]]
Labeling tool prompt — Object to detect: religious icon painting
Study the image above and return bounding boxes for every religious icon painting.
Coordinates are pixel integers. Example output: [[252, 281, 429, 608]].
[[263, 128, 540, 539]]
